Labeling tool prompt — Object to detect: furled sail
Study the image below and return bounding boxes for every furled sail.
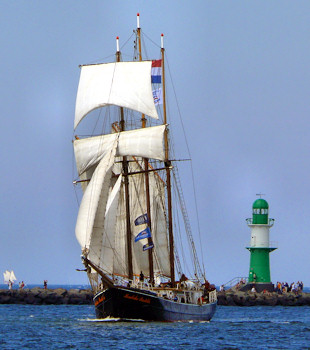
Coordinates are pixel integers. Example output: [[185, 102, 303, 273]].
[[74, 125, 166, 176], [75, 61, 159, 129]]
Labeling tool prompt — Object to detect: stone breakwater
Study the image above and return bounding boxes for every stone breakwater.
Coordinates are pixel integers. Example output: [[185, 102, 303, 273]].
[[217, 291, 310, 306], [1, 288, 310, 306], [0, 288, 93, 305]]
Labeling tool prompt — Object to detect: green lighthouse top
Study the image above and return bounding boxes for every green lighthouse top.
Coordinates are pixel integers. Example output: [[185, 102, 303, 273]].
[[253, 199, 269, 210], [252, 198, 269, 224]]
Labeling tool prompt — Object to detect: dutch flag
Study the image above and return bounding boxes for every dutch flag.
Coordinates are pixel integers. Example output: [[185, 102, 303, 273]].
[[151, 60, 162, 84]]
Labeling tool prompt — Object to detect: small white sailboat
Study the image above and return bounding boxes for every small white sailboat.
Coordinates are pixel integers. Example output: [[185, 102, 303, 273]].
[[73, 14, 217, 322], [3, 270, 16, 289]]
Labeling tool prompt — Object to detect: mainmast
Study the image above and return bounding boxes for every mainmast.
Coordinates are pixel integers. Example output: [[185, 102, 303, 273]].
[[161, 34, 175, 286], [116, 36, 133, 280], [136, 13, 154, 284]]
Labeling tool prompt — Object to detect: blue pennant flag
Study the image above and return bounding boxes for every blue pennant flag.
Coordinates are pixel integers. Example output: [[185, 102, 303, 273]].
[[134, 213, 149, 226], [134, 227, 151, 243], [143, 242, 154, 251]]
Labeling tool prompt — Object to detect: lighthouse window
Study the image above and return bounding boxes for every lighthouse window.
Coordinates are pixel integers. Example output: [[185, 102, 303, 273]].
[[253, 208, 268, 214]]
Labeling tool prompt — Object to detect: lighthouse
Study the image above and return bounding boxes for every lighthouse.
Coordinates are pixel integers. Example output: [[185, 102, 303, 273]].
[[245, 198, 277, 292]]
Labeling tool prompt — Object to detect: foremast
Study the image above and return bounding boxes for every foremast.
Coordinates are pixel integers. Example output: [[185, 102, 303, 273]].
[[116, 36, 133, 281]]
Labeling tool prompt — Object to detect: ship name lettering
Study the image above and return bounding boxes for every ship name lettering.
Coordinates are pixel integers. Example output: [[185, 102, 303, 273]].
[[124, 293, 151, 304]]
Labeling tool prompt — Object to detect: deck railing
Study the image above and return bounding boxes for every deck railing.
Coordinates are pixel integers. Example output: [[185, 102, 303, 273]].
[[246, 218, 275, 226]]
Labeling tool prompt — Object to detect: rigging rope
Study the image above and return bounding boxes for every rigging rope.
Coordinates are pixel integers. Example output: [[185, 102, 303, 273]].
[[165, 53, 207, 278]]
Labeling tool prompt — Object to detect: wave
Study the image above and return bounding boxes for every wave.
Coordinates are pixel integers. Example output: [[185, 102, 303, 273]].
[[80, 317, 145, 322], [217, 319, 304, 325]]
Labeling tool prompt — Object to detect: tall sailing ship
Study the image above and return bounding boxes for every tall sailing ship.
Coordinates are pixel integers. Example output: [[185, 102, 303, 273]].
[[73, 15, 217, 322]]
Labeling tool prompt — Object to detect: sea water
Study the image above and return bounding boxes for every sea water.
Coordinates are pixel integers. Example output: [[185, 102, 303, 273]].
[[0, 304, 309, 349]]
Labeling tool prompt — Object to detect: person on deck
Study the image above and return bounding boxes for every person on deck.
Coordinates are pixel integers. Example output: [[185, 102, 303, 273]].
[[139, 271, 144, 283], [204, 279, 210, 291]]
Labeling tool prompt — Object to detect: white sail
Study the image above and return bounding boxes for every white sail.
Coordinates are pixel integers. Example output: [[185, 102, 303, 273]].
[[107, 158, 170, 277], [75, 61, 159, 129], [149, 172, 170, 275], [129, 162, 150, 275], [75, 143, 117, 250], [3, 270, 10, 283], [74, 125, 166, 176], [96, 174, 123, 273], [107, 159, 150, 276], [113, 178, 128, 276], [75, 140, 170, 277], [10, 271, 16, 282], [130, 162, 170, 276], [3, 270, 16, 283]]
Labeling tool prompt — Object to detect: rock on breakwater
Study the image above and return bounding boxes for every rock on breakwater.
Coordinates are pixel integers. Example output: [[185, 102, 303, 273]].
[[217, 290, 310, 306], [0, 288, 93, 305]]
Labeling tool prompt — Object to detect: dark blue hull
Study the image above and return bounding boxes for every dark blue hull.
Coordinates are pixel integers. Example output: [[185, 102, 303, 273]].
[[94, 286, 217, 322]]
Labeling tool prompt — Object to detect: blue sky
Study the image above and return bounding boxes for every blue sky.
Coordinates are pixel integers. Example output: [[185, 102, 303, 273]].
[[1, 1, 309, 287]]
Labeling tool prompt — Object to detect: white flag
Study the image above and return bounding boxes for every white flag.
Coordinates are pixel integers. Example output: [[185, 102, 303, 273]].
[[152, 88, 163, 106]]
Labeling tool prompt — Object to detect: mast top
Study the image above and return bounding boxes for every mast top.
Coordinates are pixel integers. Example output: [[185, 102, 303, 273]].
[[137, 13, 140, 29], [161, 34, 164, 49], [116, 36, 120, 53]]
